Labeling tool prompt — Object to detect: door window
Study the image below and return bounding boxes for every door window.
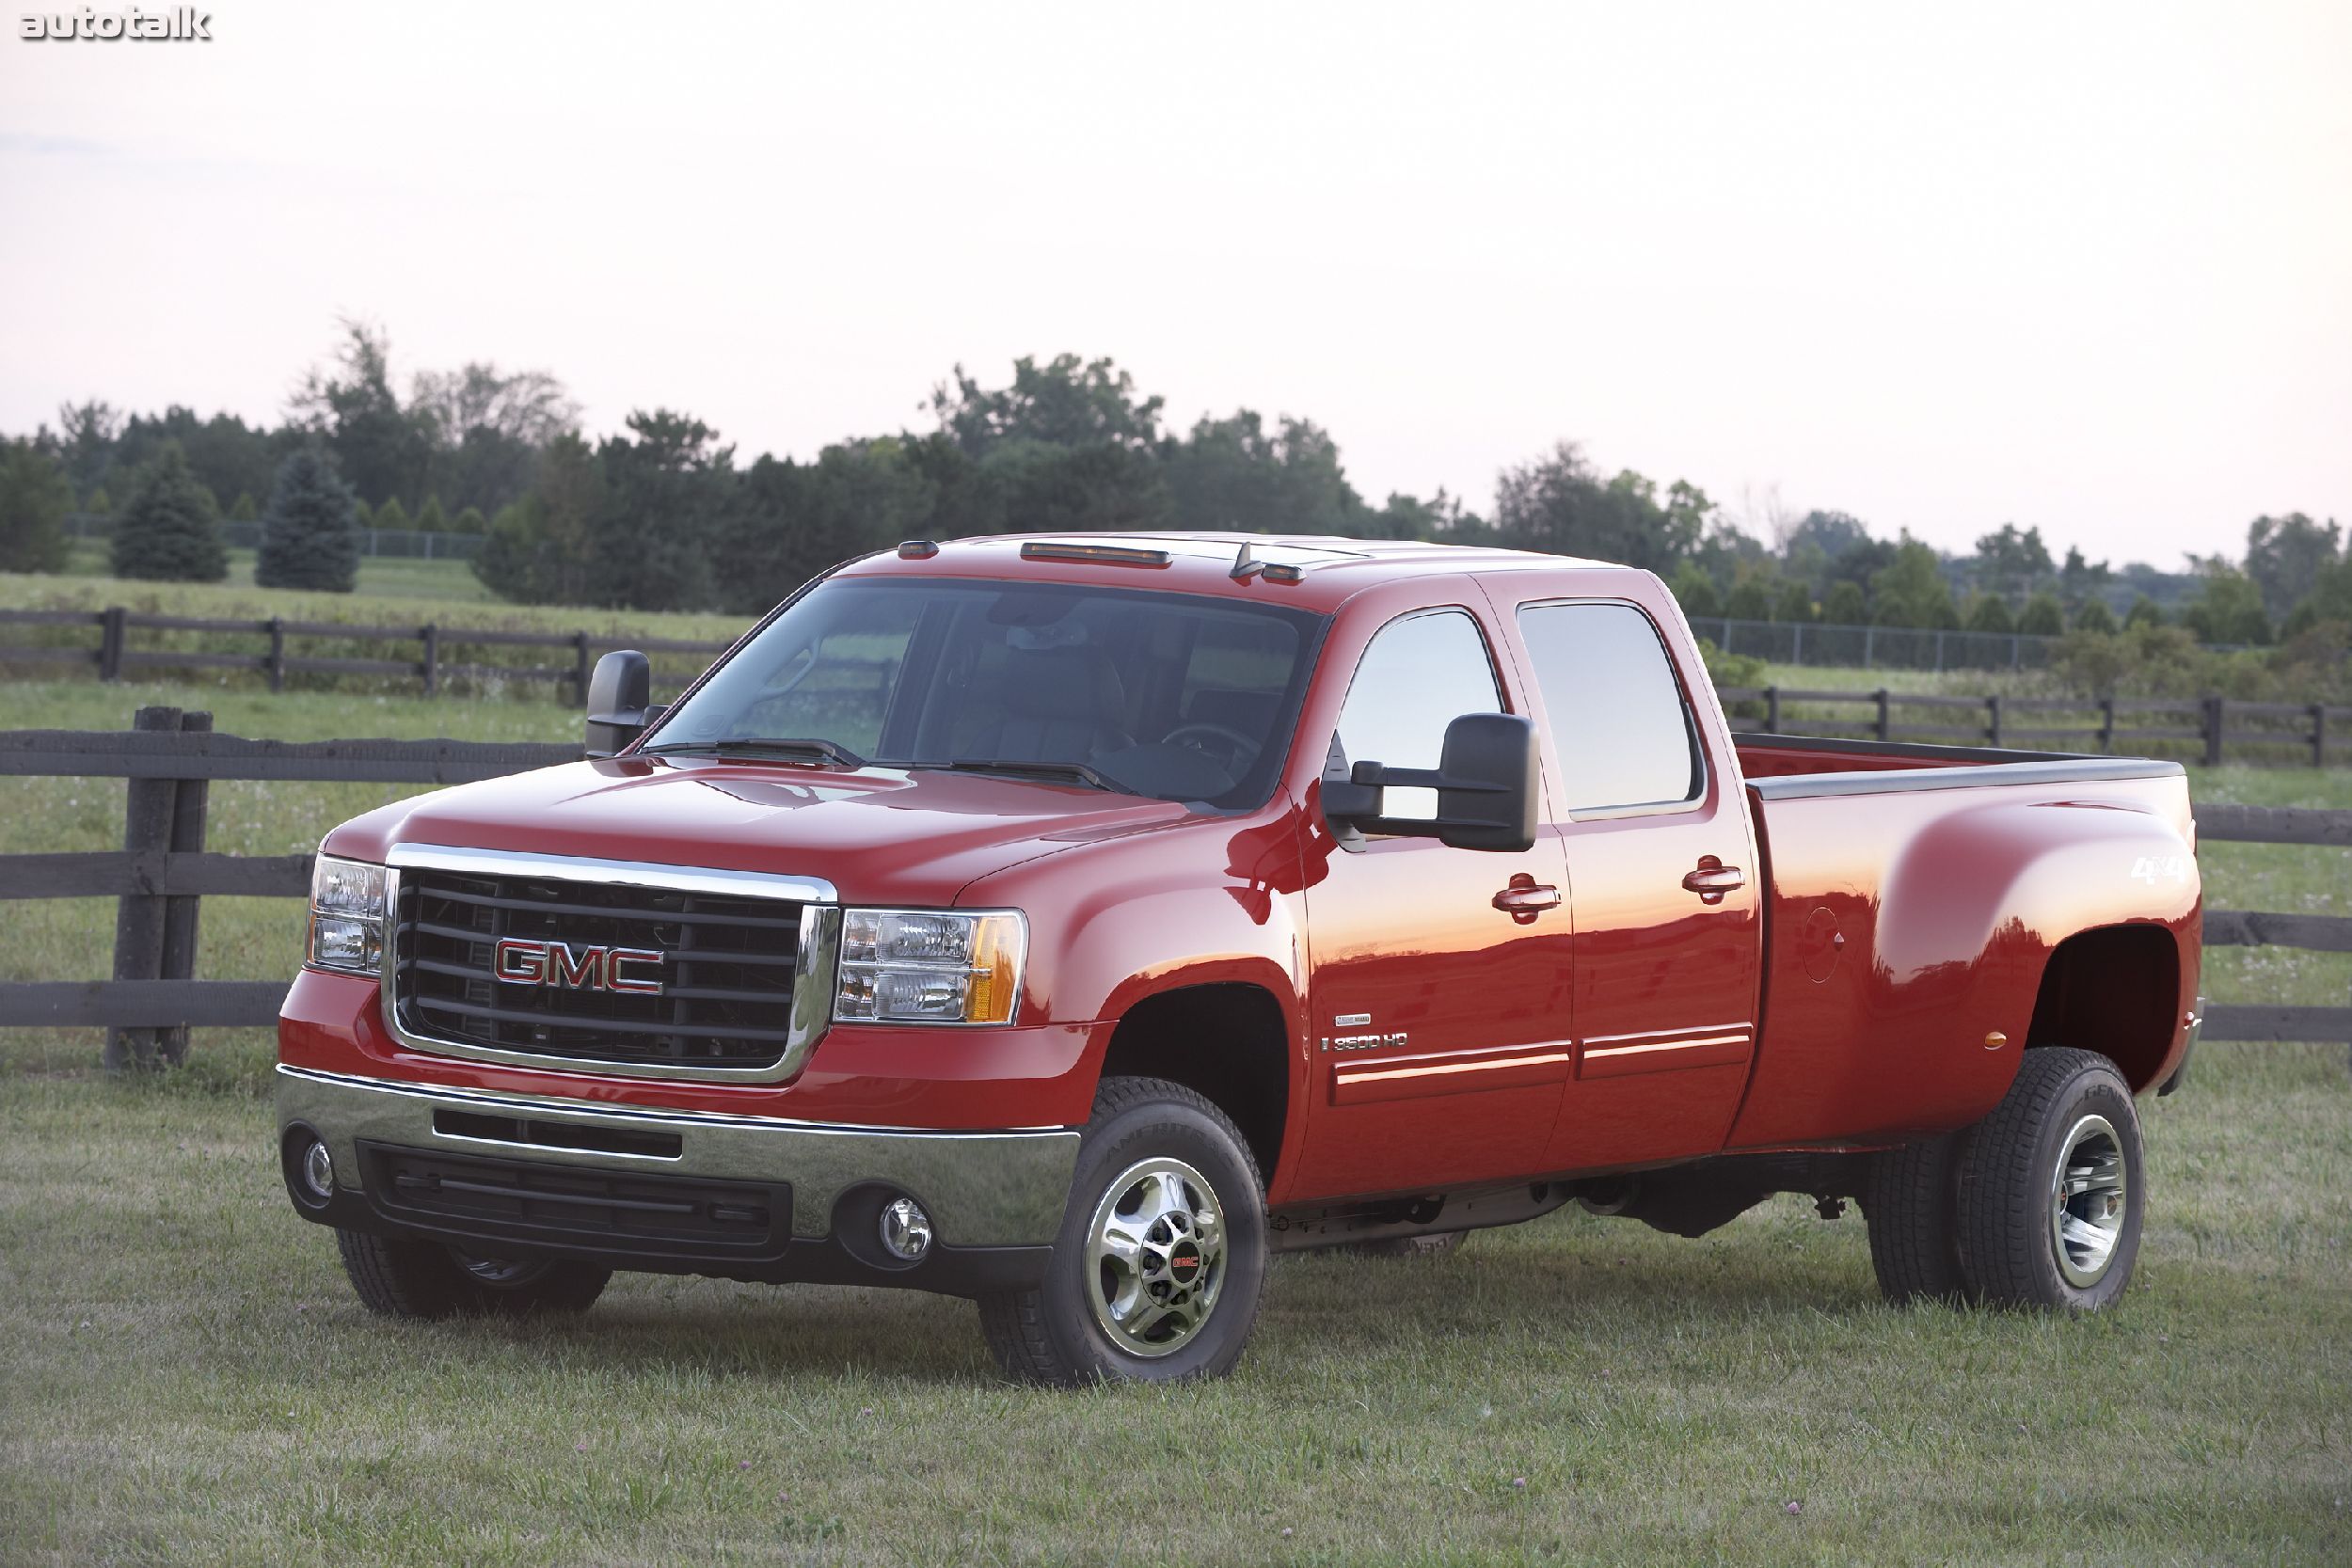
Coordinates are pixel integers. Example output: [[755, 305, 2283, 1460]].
[[1517, 602, 1701, 813], [1335, 610, 1503, 818]]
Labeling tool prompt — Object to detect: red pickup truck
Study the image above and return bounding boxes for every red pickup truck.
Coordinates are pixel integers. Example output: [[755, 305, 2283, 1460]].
[[277, 534, 2203, 1384]]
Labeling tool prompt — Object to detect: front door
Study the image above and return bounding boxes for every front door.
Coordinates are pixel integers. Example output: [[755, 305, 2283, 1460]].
[[1500, 594, 1765, 1172], [1291, 605, 1575, 1200]]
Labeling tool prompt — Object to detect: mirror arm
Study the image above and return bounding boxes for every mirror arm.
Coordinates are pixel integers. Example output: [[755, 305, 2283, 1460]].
[[1347, 760, 1509, 796]]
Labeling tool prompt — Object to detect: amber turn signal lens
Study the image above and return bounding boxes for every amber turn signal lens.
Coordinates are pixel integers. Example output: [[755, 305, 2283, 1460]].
[[963, 914, 1025, 1024]]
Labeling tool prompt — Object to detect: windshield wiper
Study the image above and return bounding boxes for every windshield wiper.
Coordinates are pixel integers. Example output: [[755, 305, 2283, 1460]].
[[916, 758, 1128, 793], [643, 737, 866, 768]]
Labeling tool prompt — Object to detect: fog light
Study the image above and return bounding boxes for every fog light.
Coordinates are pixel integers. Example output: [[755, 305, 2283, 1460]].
[[879, 1196, 932, 1261], [300, 1138, 334, 1200]]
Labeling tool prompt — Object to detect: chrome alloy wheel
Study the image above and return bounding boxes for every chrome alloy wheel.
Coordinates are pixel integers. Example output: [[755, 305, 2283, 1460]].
[[1084, 1156, 1228, 1357], [2049, 1114, 2128, 1288]]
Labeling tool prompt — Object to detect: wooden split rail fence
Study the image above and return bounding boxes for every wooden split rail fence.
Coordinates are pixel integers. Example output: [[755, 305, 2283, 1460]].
[[2, 713, 2348, 1063], [1719, 686, 2352, 768], [0, 607, 735, 705]]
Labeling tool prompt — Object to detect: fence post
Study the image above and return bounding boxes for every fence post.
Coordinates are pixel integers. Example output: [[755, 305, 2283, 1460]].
[[1790, 623, 1804, 664], [99, 606, 126, 682], [2099, 696, 2116, 752], [155, 711, 212, 1067], [2010, 633, 2022, 670], [1986, 694, 2003, 748], [1875, 688, 1891, 742], [1765, 685, 1781, 732], [573, 632, 592, 708], [266, 617, 286, 693], [421, 625, 439, 697], [1933, 629, 1946, 673], [2312, 704, 2326, 769], [2204, 695, 2226, 768], [105, 705, 180, 1072], [1863, 626, 1875, 666]]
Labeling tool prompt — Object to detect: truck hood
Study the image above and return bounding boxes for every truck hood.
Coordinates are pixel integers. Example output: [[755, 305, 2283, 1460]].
[[323, 756, 1194, 906]]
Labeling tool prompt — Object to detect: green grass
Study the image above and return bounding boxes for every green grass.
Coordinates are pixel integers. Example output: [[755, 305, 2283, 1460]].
[[61, 541, 501, 601], [2, 687, 2349, 1562]]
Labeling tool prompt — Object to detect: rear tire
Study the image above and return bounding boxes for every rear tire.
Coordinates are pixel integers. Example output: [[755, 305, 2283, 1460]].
[[1864, 1135, 1972, 1304], [979, 1076, 1267, 1386], [336, 1228, 611, 1320], [1956, 1048, 2144, 1310]]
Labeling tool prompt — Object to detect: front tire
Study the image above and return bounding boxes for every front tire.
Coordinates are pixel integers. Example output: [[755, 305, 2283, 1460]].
[[1956, 1048, 2144, 1310], [979, 1076, 1267, 1386], [336, 1228, 611, 1319]]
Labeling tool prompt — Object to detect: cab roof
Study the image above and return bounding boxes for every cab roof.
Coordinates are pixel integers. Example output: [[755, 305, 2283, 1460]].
[[832, 531, 1634, 614]]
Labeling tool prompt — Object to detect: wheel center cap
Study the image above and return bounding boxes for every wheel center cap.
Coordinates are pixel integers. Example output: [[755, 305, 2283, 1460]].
[[1168, 1241, 1204, 1281]]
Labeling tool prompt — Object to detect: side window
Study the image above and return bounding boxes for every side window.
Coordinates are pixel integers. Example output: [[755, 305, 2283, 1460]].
[[1516, 602, 1701, 813], [1335, 610, 1503, 819]]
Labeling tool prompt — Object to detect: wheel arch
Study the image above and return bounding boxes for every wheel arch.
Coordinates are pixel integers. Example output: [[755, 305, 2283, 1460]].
[[1096, 981, 1295, 1191], [2024, 923, 2184, 1093]]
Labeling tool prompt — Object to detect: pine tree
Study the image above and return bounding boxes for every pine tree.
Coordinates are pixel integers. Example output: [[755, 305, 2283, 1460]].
[[227, 490, 260, 521], [1965, 594, 2016, 634], [2072, 598, 2119, 634], [414, 494, 449, 532], [373, 497, 412, 534], [1773, 581, 1816, 624], [109, 445, 227, 581], [255, 449, 361, 593], [1724, 578, 1772, 622], [0, 441, 74, 573], [85, 485, 113, 515], [453, 505, 487, 533], [1822, 580, 1868, 625], [2017, 592, 2066, 637], [1669, 562, 1722, 619]]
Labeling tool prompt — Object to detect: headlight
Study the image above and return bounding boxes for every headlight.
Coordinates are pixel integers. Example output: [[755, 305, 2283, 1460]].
[[834, 909, 1025, 1024], [308, 854, 387, 976]]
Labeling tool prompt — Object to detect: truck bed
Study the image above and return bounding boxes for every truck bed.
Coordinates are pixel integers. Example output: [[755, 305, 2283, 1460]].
[[1733, 733, 2186, 797], [1722, 732, 2198, 1151]]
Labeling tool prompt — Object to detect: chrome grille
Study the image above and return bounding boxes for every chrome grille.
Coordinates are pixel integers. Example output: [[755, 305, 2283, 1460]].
[[385, 852, 835, 1080]]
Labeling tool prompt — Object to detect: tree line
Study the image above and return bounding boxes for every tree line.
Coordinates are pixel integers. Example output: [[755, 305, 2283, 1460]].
[[1, 323, 2343, 653]]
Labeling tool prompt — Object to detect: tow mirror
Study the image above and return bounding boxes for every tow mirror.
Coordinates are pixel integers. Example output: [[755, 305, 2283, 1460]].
[[1321, 712, 1539, 852], [585, 650, 661, 757]]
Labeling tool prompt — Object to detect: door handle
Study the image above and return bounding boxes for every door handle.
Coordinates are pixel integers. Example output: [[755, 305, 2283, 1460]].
[[1492, 879, 1562, 924], [1682, 857, 1745, 904]]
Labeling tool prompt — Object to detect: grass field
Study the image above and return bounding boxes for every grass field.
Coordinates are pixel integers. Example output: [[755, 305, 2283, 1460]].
[[2, 683, 2348, 1563], [60, 540, 501, 602]]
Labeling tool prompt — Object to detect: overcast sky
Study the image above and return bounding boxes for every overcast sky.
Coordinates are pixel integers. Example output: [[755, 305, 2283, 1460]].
[[3, 1, 2346, 566]]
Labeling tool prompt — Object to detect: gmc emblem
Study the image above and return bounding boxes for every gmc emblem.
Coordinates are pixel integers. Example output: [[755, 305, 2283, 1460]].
[[492, 937, 663, 996]]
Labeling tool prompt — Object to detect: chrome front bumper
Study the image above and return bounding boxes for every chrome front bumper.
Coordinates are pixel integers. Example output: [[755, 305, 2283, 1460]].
[[275, 1064, 1081, 1248]]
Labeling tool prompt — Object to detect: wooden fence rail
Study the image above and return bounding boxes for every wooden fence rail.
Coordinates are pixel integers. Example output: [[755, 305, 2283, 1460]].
[[3, 714, 2348, 1058], [1719, 686, 2352, 768], [0, 606, 736, 705]]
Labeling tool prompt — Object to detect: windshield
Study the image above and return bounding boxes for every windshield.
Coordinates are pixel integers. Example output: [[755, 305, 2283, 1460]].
[[647, 578, 1328, 808]]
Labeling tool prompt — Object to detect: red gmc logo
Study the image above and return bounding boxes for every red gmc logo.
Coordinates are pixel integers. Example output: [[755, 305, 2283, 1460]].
[[492, 938, 663, 996]]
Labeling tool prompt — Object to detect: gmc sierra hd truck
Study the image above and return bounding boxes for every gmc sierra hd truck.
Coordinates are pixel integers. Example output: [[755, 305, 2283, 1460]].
[[277, 534, 2202, 1385]]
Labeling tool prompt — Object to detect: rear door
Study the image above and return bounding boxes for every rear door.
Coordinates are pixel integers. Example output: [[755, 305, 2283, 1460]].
[[1291, 603, 1575, 1200], [1499, 594, 1765, 1171]]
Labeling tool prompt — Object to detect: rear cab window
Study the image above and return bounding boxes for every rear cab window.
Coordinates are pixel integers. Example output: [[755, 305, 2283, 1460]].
[[1515, 601, 1703, 814]]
